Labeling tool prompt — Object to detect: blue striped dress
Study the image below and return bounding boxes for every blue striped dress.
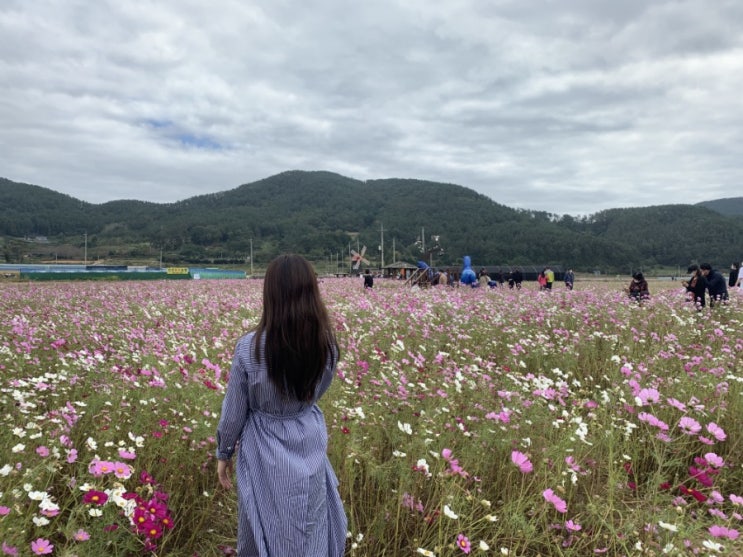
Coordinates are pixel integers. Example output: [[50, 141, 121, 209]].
[[216, 332, 347, 556]]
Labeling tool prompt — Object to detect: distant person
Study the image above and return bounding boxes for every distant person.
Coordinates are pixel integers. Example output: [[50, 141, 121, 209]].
[[564, 269, 575, 290], [537, 270, 547, 290], [479, 268, 490, 288], [216, 254, 347, 557], [438, 269, 448, 286], [700, 263, 728, 306], [544, 266, 555, 290], [729, 262, 740, 288], [626, 272, 649, 301], [738, 261, 743, 288], [511, 268, 523, 290], [363, 268, 374, 289], [682, 264, 706, 308]]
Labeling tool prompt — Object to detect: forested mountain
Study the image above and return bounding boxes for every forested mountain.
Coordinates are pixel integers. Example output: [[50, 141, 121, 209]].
[[2, 172, 742, 272], [697, 197, 743, 217]]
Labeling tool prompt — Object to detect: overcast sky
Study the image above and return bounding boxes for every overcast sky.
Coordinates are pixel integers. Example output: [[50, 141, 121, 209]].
[[2, 1, 742, 215]]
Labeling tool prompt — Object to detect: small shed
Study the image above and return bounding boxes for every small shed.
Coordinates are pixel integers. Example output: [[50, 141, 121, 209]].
[[383, 261, 418, 279]]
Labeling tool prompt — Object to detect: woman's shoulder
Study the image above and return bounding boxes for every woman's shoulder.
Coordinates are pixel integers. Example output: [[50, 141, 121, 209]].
[[234, 331, 259, 357]]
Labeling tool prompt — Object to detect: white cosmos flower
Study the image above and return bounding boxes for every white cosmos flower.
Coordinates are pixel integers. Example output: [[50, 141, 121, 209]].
[[443, 504, 458, 519], [397, 421, 412, 435], [86, 437, 97, 450], [658, 521, 678, 532], [32, 516, 50, 526], [702, 540, 724, 552], [416, 549, 436, 556], [479, 540, 490, 550], [392, 450, 407, 458], [0, 464, 12, 476], [11, 444, 25, 453], [89, 508, 103, 517], [28, 490, 47, 501]]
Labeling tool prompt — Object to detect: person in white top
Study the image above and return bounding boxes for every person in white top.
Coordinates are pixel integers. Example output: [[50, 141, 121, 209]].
[[737, 261, 743, 288]]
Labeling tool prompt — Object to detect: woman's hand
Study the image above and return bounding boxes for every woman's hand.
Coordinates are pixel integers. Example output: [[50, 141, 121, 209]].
[[217, 459, 234, 490]]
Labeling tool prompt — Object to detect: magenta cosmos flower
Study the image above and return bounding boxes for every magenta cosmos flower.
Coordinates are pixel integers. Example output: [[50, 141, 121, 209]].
[[456, 533, 472, 554], [83, 489, 109, 505]]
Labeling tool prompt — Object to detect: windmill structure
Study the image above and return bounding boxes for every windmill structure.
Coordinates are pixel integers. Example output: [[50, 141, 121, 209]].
[[350, 245, 370, 273]]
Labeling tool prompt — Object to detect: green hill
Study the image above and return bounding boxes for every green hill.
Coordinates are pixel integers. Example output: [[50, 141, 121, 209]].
[[2, 172, 742, 272], [697, 197, 743, 217]]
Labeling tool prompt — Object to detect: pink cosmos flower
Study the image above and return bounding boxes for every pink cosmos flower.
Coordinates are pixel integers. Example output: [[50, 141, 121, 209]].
[[113, 461, 132, 479], [511, 450, 533, 474], [678, 417, 701, 434], [0, 506, 10, 516], [73, 529, 90, 541], [636, 388, 660, 406], [2, 542, 18, 556], [456, 534, 472, 554], [442, 448, 453, 461], [66, 448, 78, 463], [36, 446, 49, 458], [730, 494, 743, 506], [638, 412, 669, 431], [565, 520, 582, 531], [30, 539, 53, 555], [118, 448, 137, 460], [89, 459, 114, 476], [706, 422, 727, 442], [543, 488, 568, 513], [708, 525, 739, 539], [704, 453, 724, 468]]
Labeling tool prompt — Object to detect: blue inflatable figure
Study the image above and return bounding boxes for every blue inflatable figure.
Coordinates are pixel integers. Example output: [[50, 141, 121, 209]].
[[460, 255, 477, 286]]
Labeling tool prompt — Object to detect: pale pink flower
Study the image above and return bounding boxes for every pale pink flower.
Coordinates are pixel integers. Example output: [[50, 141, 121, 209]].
[[708, 525, 739, 539], [73, 529, 90, 541], [706, 422, 727, 442], [636, 388, 660, 406], [678, 417, 701, 434]]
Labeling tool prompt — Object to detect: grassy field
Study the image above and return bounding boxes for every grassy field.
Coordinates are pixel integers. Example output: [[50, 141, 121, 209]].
[[1, 278, 741, 555]]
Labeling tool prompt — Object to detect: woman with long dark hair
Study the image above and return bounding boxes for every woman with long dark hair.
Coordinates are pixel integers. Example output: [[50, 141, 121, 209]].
[[216, 254, 346, 556]]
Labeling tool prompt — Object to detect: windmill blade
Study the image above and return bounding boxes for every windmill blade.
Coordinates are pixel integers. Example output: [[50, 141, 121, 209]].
[[351, 245, 369, 270]]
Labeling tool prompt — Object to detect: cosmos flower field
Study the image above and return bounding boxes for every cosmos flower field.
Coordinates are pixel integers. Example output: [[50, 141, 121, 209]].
[[1, 278, 741, 556]]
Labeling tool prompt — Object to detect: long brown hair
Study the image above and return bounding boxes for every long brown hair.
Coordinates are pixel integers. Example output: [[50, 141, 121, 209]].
[[254, 254, 338, 401]]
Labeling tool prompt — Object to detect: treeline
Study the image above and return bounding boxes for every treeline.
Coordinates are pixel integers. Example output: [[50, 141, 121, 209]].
[[2, 172, 742, 273]]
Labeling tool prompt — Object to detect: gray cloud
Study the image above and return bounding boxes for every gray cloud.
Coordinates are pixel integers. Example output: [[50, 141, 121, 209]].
[[1, 0, 742, 215]]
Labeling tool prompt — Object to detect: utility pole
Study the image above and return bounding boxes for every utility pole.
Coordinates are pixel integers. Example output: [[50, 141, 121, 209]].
[[380, 223, 385, 270]]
